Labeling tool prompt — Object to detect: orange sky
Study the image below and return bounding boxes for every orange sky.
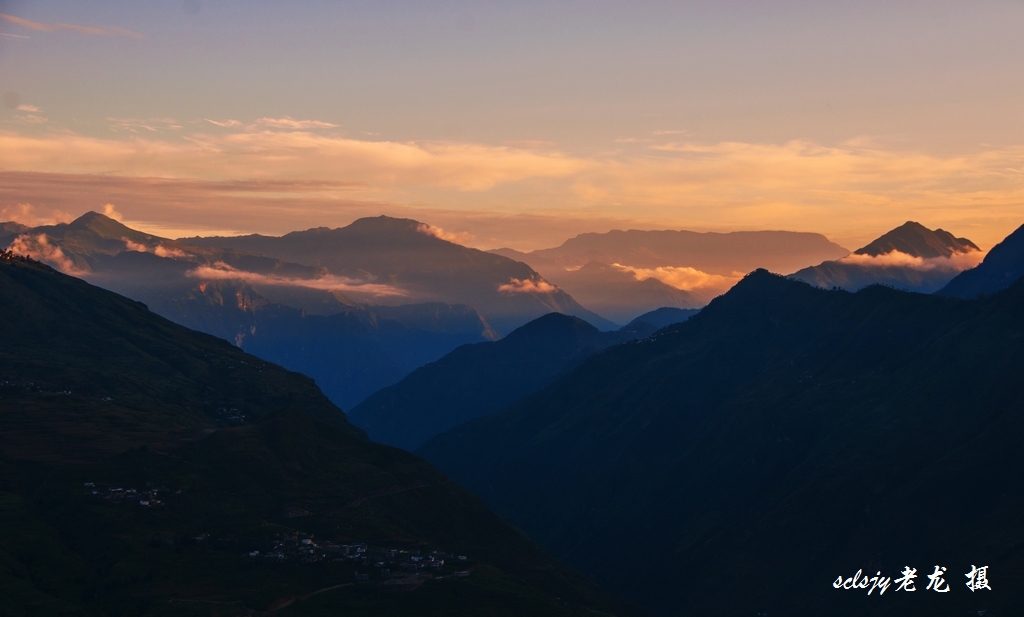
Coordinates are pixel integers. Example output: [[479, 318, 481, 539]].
[[2, 2, 1023, 250]]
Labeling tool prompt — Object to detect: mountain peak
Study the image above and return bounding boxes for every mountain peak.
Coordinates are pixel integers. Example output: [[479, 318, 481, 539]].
[[504, 311, 600, 343], [855, 221, 979, 258], [67, 211, 151, 241]]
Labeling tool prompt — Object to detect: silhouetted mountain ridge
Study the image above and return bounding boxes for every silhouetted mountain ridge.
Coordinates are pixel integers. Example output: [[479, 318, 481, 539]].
[[938, 222, 1024, 299], [420, 266, 1024, 617], [349, 313, 655, 451], [0, 253, 639, 617]]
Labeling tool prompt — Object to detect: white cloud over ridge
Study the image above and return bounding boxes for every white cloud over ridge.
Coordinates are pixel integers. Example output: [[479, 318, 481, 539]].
[[186, 262, 407, 297], [7, 234, 84, 275], [498, 277, 557, 294], [839, 249, 985, 272], [416, 223, 475, 245], [612, 263, 742, 292]]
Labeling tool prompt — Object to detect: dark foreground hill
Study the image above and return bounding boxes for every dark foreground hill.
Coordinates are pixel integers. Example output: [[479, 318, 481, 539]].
[[0, 254, 637, 617], [938, 222, 1024, 299], [349, 314, 655, 451], [421, 269, 1024, 617]]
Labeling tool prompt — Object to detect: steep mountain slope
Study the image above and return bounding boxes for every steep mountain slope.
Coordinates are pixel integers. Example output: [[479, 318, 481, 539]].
[[2, 213, 501, 408], [537, 261, 701, 324], [789, 221, 982, 293], [349, 314, 655, 451], [938, 222, 1024, 298], [624, 307, 700, 330], [491, 228, 848, 275], [0, 253, 638, 617], [124, 274, 496, 409], [186, 216, 617, 333], [420, 269, 1024, 617]]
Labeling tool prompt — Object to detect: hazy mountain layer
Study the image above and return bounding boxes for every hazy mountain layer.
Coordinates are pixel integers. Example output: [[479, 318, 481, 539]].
[[186, 216, 617, 333], [491, 228, 849, 275], [624, 306, 700, 330], [0, 254, 637, 617], [789, 221, 981, 293], [349, 314, 656, 451], [938, 222, 1024, 299], [1, 213, 502, 409], [538, 261, 701, 324], [420, 268, 1024, 617]]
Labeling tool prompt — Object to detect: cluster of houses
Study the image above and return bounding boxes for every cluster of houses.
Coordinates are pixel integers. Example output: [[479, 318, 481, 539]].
[[247, 532, 472, 585], [212, 405, 248, 425], [84, 482, 168, 507]]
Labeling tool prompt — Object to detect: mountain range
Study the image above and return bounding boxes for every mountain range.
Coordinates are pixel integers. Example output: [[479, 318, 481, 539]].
[[492, 229, 849, 322], [348, 313, 658, 451], [185, 216, 616, 333], [420, 254, 1024, 616], [0, 252, 638, 617], [2, 213, 611, 408], [788, 221, 982, 293]]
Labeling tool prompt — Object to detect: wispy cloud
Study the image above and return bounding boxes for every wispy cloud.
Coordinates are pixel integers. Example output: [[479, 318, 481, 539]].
[[108, 117, 182, 133], [186, 262, 408, 297], [253, 116, 339, 130], [205, 119, 244, 128], [2, 128, 1024, 251], [0, 13, 143, 39], [416, 223, 474, 245], [16, 104, 41, 113]]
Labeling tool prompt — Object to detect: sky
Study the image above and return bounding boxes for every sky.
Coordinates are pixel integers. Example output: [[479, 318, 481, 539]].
[[1, 0, 1023, 250]]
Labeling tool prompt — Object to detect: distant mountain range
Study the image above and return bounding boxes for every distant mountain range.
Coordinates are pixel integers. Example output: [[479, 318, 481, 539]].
[[492, 229, 849, 321], [938, 222, 1024, 298], [0, 253, 638, 617], [525, 261, 701, 324], [420, 221, 1024, 617], [789, 221, 982, 293], [348, 313, 658, 451], [185, 216, 616, 333], [493, 228, 849, 274], [0, 212, 619, 408]]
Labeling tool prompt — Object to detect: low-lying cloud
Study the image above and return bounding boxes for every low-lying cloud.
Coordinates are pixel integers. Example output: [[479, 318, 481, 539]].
[[7, 233, 84, 275], [186, 262, 407, 297], [122, 238, 188, 259], [498, 277, 557, 294], [839, 249, 985, 272], [612, 263, 743, 293]]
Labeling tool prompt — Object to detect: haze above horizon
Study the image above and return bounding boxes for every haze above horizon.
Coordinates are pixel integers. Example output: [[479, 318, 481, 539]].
[[2, 1, 1023, 250]]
